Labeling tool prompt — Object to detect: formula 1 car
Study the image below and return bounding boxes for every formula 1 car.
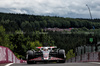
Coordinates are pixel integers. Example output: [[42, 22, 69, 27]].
[[26, 46, 66, 64]]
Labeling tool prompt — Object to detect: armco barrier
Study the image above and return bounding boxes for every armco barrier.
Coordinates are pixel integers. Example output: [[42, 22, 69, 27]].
[[67, 52, 100, 62], [0, 46, 26, 64], [72, 57, 75, 62], [81, 53, 88, 62], [93, 52, 99, 61], [76, 55, 81, 62]]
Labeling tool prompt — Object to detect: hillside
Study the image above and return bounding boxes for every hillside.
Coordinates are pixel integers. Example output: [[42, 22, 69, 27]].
[[0, 12, 100, 59], [0, 12, 100, 32]]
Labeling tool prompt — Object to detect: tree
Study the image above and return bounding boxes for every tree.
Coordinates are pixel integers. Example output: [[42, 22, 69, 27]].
[[30, 22, 35, 31], [39, 20, 47, 28], [34, 21, 40, 30], [0, 19, 19, 32], [54, 22, 61, 28], [21, 21, 32, 32], [62, 21, 70, 28], [66, 49, 75, 60], [40, 33, 54, 46], [9, 31, 30, 59], [30, 40, 42, 50], [0, 25, 14, 50], [0, 25, 6, 46]]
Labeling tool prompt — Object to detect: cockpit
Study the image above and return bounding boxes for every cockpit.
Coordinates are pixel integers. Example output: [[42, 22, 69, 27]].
[[43, 47, 48, 51]]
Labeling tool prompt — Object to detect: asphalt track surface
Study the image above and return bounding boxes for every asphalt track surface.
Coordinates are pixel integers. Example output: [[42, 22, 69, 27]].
[[9, 62, 100, 66]]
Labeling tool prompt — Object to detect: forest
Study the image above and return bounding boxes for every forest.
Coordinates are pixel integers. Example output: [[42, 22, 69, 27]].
[[0, 12, 100, 60]]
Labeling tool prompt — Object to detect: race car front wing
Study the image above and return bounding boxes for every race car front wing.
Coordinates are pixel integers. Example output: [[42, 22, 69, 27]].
[[29, 57, 64, 62]]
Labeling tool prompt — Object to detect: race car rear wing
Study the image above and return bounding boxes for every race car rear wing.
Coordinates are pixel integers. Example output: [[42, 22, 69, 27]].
[[36, 46, 57, 49], [36, 46, 57, 50], [50, 46, 57, 48]]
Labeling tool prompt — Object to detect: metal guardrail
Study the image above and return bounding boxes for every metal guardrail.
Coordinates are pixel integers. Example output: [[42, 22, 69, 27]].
[[67, 52, 100, 62], [0, 46, 26, 64]]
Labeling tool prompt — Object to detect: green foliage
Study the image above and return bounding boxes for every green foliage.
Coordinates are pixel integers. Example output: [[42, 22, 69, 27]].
[[0, 25, 14, 50], [9, 31, 31, 59], [21, 21, 32, 32], [0, 12, 100, 33], [0, 25, 6, 45], [66, 49, 75, 60], [14, 52, 23, 59], [30, 40, 42, 50]]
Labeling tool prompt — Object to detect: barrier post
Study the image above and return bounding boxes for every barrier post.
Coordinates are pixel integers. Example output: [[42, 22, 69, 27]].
[[6, 48, 8, 63]]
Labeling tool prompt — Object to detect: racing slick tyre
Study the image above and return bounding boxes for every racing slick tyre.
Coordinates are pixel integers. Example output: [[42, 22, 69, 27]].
[[57, 49, 66, 63], [26, 50, 36, 64], [27, 61, 32, 64]]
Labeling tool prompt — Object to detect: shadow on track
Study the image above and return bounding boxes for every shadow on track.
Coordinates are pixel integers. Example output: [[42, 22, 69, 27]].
[[21, 62, 66, 66]]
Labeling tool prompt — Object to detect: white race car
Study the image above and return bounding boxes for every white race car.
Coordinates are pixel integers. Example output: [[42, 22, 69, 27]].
[[26, 46, 66, 64]]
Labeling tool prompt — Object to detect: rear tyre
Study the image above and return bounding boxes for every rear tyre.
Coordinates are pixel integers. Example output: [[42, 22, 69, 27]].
[[27, 61, 36, 64], [26, 50, 35, 64], [57, 49, 66, 63], [27, 50, 35, 60], [57, 59, 66, 63], [27, 61, 32, 64]]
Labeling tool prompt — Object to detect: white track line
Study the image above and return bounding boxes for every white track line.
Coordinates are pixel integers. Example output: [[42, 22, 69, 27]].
[[89, 62, 100, 64], [5, 63, 14, 66]]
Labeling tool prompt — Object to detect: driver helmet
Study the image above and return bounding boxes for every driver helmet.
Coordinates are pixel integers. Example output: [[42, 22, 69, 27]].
[[43, 47, 48, 51]]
